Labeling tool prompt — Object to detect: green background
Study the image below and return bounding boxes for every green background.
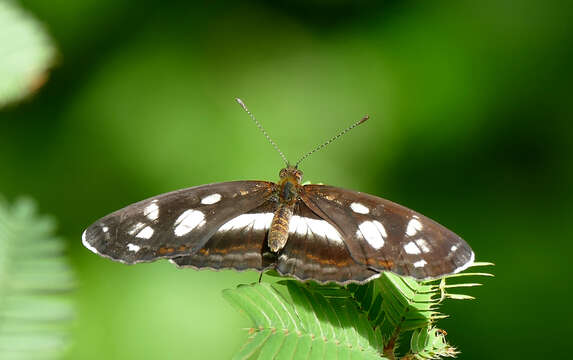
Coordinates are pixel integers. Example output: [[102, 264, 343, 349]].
[[1, 0, 572, 358]]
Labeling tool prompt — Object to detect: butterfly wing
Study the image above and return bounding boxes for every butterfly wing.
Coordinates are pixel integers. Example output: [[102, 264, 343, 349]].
[[301, 185, 474, 280], [275, 200, 379, 284], [169, 200, 276, 271], [82, 181, 275, 264]]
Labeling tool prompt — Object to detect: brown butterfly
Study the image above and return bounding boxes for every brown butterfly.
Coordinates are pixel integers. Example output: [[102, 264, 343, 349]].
[[82, 99, 474, 284]]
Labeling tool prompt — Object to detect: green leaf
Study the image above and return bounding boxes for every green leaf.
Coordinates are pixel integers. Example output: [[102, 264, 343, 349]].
[[0, 1, 56, 108], [406, 327, 457, 359], [226, 262, 492, 359], [0, 198, 74, 359], [223, 282, 388, 360], [349, 272, 438, 348]]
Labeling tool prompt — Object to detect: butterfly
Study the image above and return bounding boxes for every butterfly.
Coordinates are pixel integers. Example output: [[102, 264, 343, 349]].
[[82, 99, 474, 284]]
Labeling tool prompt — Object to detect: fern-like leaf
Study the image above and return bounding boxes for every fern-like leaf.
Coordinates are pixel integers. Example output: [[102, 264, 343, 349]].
[[404, 327, 457, 359], [226, 263, 492, 359], [223, 282, 388, 360], [0, 198, 74, 359]]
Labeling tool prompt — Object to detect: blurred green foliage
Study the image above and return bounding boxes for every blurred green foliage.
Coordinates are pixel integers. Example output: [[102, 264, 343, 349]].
[[0, 0, 571, 359], [0, 1, 55, 107], [0, 198, 74, 359]]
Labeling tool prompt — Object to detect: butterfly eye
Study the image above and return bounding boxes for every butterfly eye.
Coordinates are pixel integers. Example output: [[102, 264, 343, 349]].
[[294, 169, 303, 182]]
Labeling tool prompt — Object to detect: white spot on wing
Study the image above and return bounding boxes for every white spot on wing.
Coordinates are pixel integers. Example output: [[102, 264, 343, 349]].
[[289, 216, 343, 244], [201, 193, 222, 205], [413, 259, 427, 268], [289, 216, 306, 238], [252, 213, 273, 231], [404, 241, 421, 255], [358, 220, 386, 249], [218, 213, 273, 232], [219, 214, 252, 231], [373, 220, 387, 238], [135, 226, 154, 239], [102, 226, 109, 233], [450, 245, 458, 252], [128, 222, 146, 235], [144, 201, 159, 221], [406, 217, 423, 236], [350, 202, 369, 214], [453, 251, 475, 273], [127, 243, 141, 252], [82, 229, 99, 254], [415, 238, 430, 253], [174, 210, 205, 236]]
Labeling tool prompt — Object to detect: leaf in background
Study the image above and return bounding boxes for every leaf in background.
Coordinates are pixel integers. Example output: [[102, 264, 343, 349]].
[[0, 1, 56, 108], [0, 198, 74, 359]]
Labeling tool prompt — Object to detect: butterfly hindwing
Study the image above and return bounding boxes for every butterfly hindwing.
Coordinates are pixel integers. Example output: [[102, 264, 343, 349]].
[[301, 184, 474, 279], [275, 200, 379, 284], [82, 181, 275, 264], [169, 201, 277, 271]]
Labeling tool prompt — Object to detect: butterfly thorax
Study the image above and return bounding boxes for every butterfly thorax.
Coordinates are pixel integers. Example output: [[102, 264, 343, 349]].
[[277, 167, 303, 204], [268, 167, 303, 252]]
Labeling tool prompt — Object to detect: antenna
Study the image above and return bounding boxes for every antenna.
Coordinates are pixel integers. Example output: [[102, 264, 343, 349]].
[[295, 114, 369, 168], [235, 98, 289, 166]]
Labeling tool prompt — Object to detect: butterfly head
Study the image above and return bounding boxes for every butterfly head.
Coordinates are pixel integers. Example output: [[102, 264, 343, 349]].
[[278, 166, 303, 204], [279, 166, 303, 184]]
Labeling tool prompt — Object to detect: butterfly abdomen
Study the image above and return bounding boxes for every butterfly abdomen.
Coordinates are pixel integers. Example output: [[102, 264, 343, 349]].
[[268, 204, 293, 252]]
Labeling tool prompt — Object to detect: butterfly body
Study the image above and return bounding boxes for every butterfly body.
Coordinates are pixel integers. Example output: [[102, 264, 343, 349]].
[[268, 167, 303, 252], [268, 204, 293, 252]]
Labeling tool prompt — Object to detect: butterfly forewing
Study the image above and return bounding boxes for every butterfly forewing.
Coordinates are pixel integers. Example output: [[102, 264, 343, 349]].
[[301, 185, 474, 279], [82, 181, 275, 264], [275, 200, 379, 284]]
